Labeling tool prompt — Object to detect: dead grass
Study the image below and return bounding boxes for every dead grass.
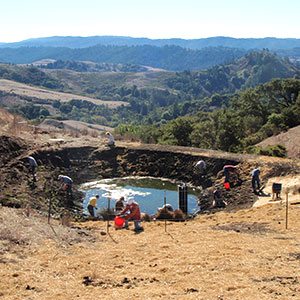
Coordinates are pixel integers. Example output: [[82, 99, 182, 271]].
[[0, 206, 97, 248], [1, 203, 300, 299], [0, 79, 127, 108]]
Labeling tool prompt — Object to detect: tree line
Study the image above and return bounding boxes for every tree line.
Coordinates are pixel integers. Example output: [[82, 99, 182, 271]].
[[0, 45, 246, 71], [115, 78, 300, 157]]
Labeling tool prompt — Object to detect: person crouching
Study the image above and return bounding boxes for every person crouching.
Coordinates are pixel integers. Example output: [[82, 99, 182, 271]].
[[87, 194, 99, 218], [119, 197, 143, 231]]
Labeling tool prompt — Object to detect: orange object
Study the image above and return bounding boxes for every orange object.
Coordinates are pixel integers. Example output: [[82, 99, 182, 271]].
[[224, 182, 230, 190], [114, 216, 125, 229]]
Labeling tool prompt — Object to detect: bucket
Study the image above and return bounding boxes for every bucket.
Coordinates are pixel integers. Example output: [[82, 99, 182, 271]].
[[224, 182, 230, 190], [114, 216, 125, 229]]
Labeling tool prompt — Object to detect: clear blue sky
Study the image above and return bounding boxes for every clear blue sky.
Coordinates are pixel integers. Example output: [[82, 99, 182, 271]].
[[2, 0, 300, 43]]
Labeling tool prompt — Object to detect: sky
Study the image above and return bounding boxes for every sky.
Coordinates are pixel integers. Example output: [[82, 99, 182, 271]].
[[1, 0, 300, 43]]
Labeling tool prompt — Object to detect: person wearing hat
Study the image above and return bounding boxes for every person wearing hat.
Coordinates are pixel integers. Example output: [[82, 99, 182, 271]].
[[87, 194, 99, 218], [27, 156, 38, 182], [195, 160, 206, 176], [106, 132, 115, 149], [119, 197, 142, 231], [158, 203, 173, 212], [58, 175, 73, 197]]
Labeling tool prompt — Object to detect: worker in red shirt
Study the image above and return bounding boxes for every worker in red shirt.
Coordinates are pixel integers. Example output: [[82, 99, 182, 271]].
[[120, 197, 142, 231], [223, 165, 239, 183]]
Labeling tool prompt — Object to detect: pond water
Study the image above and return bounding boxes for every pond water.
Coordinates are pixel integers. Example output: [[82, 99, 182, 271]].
[[80, 176, 200, 216]]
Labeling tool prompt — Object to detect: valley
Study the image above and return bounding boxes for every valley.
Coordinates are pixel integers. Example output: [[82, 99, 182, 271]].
[[1, 35, 300, 299]]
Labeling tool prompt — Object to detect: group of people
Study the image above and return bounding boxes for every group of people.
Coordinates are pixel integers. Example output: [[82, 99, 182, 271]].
[[26, 156, 73, 197], [222, 164, 261, 193], [27, 149, 262, 231], [26, 131, 115, 191], [85, 161, 262, 228], [87, 194, 143, 231], [194, 160, 262, 208]]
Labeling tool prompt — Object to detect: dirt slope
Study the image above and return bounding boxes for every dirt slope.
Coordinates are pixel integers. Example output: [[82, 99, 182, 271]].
[[257, 125, 300, 159]]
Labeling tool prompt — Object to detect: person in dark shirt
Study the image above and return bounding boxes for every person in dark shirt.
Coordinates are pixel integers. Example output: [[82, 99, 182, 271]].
[[223, 165, 239, 183], [213, 186, 227, 208], [58, 175, 73, 197], [115, 196, 125, 213], [27, 156, 38, 182], [251, 168, 261, 194]]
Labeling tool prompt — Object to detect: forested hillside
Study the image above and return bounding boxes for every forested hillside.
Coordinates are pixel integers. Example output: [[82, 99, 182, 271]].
[[0, 45, 246, 71], [2, 35, 300, 50], [2, 36, 300, 69], [40, 60, 148, 73], [1, 50, 300, 156]]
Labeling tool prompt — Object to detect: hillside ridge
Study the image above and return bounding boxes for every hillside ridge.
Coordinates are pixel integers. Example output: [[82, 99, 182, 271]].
[[2, 35, 300, 50]]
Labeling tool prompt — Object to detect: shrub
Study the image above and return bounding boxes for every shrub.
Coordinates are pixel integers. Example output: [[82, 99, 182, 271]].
[[258, 144, 287, 158]]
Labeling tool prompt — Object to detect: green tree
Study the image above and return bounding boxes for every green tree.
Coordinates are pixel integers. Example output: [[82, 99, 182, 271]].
[[168, 117, 193, 146], [59, 103, 72, 114], [258, 78, 300, 109], [215, 109, 243, 152]]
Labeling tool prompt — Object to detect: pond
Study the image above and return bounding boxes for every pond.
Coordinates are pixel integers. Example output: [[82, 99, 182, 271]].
[[80, 176, 200, 216]]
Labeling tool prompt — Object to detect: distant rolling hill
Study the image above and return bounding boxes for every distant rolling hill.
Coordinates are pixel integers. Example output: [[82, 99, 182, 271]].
[[2, 35, 300, 50], [0, 44, 247, 71], [2, 35, 300, 71], [0, 79, 128, 108], [0, 50, 299, 108]]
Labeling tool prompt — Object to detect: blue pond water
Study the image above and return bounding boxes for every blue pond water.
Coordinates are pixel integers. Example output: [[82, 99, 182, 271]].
[[80, 176, 200, 216]]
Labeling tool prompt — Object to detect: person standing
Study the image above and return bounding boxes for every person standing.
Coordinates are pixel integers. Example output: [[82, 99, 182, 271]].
[[119, 197, 142, 231], [251, 168, 261, 194], [87, 194, 99, 217], [27, 156, 38, 182]]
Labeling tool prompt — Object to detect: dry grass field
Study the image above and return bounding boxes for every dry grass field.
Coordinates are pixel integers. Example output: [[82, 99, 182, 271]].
[[0, 79, 127, 108], [1, 201, 300, 300]]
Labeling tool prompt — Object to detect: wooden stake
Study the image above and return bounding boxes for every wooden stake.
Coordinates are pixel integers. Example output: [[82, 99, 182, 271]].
[[48, 197, 52, 224], [285, 191, 288, 230], [107, 197, 110, 233], [164, 190, 167, 232]]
